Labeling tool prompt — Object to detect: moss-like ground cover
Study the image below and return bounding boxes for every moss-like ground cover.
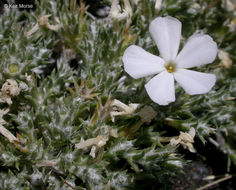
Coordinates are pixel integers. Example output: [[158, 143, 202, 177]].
[[0, 0, 235, 189]]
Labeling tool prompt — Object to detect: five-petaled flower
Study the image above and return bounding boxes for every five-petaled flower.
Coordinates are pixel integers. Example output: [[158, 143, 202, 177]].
[[123, 16, 217, 105]]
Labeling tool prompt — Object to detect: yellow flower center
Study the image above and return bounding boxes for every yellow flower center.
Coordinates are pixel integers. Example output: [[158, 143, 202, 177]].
[[165, 62, 176, 73]]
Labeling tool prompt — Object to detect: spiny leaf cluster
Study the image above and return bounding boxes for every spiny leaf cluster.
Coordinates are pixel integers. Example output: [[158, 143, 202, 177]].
[[0, 0, 235, 189]]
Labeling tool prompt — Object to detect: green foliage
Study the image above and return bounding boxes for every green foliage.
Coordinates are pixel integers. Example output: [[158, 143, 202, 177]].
[[0, 0, 235, 189]]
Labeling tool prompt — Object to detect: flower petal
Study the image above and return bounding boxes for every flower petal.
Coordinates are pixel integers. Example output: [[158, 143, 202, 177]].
[[149, 16, 182, 61], [174, 69, 216, 95], [176, 34, 217, 68], [123, 45, 165, 79], [145, 71, 175, 105]]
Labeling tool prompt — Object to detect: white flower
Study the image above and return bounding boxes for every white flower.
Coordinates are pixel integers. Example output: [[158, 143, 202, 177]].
[[123, 16, 217, 105]]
